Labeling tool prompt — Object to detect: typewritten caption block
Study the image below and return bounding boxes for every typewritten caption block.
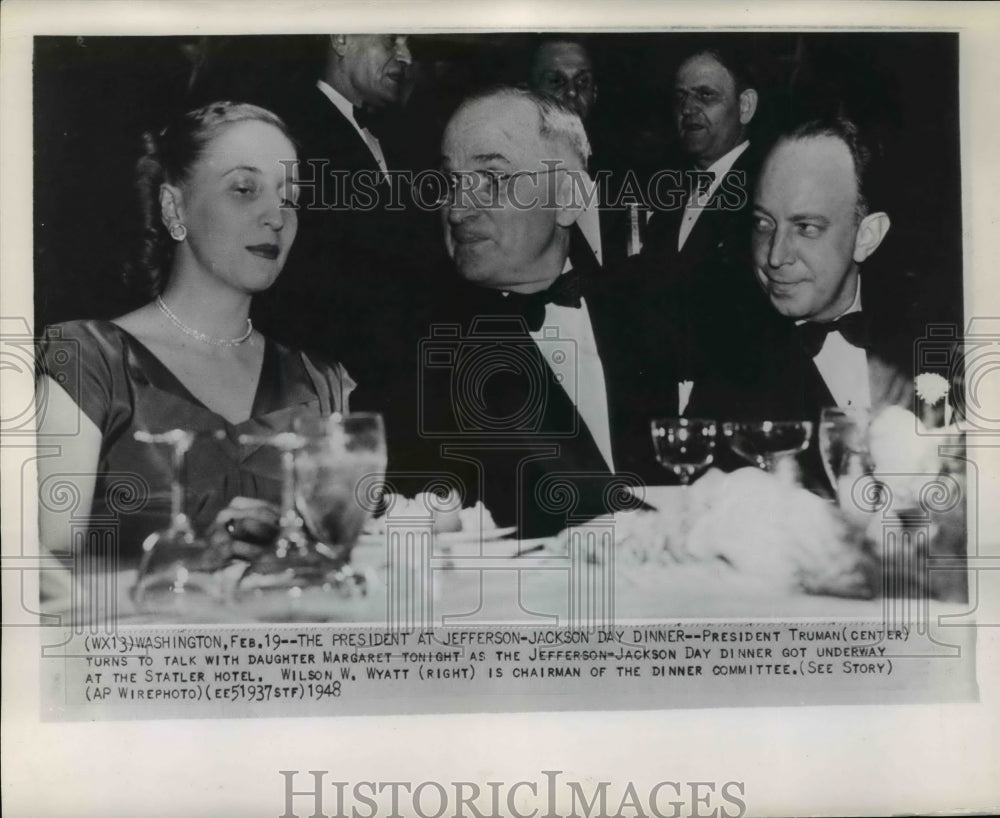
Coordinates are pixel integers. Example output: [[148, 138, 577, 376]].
[[41, 621, 978, 720]]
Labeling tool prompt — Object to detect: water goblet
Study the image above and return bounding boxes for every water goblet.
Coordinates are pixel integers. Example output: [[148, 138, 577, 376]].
[[231, 429, 317, 605], [131, 429, 224, 615], [234, 414, 386, 618], [650, 417, 718, 486], [723, 419, 813, 481], [294, 412, 387, 571], [650, 418, 717, 551]]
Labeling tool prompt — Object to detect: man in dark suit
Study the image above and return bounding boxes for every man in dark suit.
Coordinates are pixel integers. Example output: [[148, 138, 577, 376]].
[[528, 37, 598, 124], [688, 117, 920, 488], [640, 46, 774, 413], [363, 87, 672, 535], [527, 36, 606, 268], [252, 34, 446, 383]]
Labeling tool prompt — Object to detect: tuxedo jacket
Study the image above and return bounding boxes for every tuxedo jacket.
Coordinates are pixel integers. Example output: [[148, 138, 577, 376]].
[[637, 145, 775, 381], [352, 260, 678, 536], [642, 145, 761, 274], [686, 278, 933, 490], [251, 82, 449, 384]]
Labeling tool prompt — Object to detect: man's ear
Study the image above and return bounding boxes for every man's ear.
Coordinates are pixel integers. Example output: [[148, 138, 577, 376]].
[[554, 169, 585, 228], [159, 183, 184, 229], [738, 88, 758, 125], [329, 34, 349, 58], [853, 211, 891, 263]]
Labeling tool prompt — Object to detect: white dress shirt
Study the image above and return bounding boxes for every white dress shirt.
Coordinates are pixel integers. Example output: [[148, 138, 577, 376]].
[[805, 284, 871, 409], [574, 172, 603, 265], [507, 265, 615, 472], [316, 79, 388, 176], [677, 140, 750, 251]]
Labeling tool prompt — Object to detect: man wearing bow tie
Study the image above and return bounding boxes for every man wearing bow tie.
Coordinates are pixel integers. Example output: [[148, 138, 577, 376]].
[[253, 34, 448, 384], [688, 117, 921, 486], [367, 87, 670, 534], [749, 118, 897, 409]]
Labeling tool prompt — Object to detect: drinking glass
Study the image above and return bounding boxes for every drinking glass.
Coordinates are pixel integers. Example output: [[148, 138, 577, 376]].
[[131, 429, 224, 614], [294, 412, 387, 564], [723, 420, 813, 479], [650, 418, 717, 554], [650, 418, 718, 485], [817, 406, 881, 524], [234, 414, 386, 617], [818, 407, 873, 488]]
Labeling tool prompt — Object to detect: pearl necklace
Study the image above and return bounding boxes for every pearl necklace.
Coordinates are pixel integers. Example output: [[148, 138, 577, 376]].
[[156, 296, 253, 347]]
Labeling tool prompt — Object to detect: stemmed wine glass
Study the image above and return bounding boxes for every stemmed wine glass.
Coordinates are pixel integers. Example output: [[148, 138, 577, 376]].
[[723, 420, 813, 481], [234, 413, 386, 617], [650, 418, 717, 551], [650, 417, 718, 485], [131, 429, 224, 614]]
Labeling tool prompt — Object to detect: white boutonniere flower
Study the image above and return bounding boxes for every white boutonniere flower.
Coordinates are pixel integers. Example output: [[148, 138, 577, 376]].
[[915, 372, 949, 405]]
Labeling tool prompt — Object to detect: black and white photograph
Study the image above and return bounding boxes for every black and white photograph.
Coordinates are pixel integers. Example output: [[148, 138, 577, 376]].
[[3, 1, 999, 816], [31, 28, 969, 620]]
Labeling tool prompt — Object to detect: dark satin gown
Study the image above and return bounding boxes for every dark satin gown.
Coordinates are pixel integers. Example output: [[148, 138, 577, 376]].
[[37, 319, 354, 562]]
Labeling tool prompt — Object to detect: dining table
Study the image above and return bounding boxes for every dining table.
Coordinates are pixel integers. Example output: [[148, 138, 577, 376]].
[[44, 485, 970, 628], [39, 480, 980, 721]]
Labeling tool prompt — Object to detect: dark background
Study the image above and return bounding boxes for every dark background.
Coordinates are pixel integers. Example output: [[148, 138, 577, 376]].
[[33, 32, 962, 333]]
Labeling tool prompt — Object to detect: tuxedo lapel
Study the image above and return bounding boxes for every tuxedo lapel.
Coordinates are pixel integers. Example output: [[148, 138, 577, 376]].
[[296, 85, 386, 178], [775, 319, 838, 415], [804, 355, 838, 411], [583, 269, 678, 479], [480, 307, 610, 475]]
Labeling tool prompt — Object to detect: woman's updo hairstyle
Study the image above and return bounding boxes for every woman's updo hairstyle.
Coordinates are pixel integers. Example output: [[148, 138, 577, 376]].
[[127, 101, 295, 297]]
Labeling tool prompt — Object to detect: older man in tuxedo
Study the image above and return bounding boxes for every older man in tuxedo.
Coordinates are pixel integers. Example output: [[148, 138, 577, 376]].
[[252, 34, 447, 382], [688, 117, 926, 487], [366, 87, 671, 535]]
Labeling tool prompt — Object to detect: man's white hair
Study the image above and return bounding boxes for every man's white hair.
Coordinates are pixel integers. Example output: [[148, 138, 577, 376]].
[[455, 86, 592, 170]]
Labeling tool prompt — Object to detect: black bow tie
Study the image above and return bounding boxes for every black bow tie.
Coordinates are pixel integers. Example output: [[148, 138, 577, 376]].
[[496, 269, 585, 332], [796, 311, 869, 357], [353, 105, 375, 131]]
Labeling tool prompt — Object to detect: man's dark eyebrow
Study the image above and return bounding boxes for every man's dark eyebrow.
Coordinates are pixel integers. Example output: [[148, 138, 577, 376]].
[[470, 152, 511, 165], [222, 165, 262, 176], [439, 152, 510, 169], [789, 213, 831, 224]]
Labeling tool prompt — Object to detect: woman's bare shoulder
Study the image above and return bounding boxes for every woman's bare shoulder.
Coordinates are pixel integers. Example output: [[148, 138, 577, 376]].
[[110, 302, 159, 339]]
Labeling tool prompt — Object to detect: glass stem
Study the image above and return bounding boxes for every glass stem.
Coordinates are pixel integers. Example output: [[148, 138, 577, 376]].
[[277, 448, 306, 557], [678, 483, 692, 558], [170, 436, 193, 536]]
